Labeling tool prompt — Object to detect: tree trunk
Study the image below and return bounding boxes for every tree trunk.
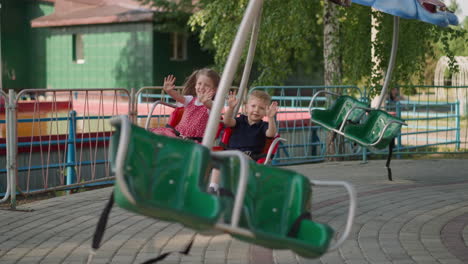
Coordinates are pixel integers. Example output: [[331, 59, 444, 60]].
[[323, 1, 341, 86], [371, 8, 383, 108], [323, 1, 344, 160]]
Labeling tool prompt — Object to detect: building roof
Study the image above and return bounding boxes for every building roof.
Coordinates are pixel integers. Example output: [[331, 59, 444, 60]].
[[31, 0, 155, 27]]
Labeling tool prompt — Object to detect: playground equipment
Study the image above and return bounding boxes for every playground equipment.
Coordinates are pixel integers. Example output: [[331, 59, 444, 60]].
[[89, 0, 459, 262], [88, 116, 355, 263], [308, 91, 407, 150], [90, 93, 356, 262], [309, 90, 407, 180], [308, 0, 458, 180]]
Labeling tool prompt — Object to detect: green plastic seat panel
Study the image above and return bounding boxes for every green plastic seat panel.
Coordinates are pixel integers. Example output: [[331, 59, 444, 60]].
[[110, 124, 222, 232], [311, 96, 368, 131], [250, 220, 334, 258], [218, 159, 334, 258], [343, 110, 405, 149]]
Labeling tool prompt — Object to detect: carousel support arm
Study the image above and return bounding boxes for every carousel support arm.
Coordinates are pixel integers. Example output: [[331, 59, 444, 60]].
[[202, 0, 265, 148], [233, 6, 263, 117], [376, 16, 400, 109]]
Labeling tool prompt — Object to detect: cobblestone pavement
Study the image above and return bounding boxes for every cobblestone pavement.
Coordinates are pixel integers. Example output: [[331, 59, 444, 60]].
[[0, 159, 467, 264]]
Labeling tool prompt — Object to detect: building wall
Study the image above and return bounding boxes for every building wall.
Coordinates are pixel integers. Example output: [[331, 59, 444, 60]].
[[27, 2, 55, 90], [46, 23, 153, 90], [1, 0, 214, 91], [153, 32, 214, 86], [1, 0, 27, 90], [0, 0, 53, 90]]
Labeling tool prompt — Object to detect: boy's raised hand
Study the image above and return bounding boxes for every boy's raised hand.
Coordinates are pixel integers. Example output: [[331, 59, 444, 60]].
[[227, 91, 238, 109], [267, 101, 278, 118], [163, 75, 176, 92]]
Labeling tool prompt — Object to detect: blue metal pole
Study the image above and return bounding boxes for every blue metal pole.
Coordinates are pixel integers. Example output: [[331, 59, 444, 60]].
[[66, 110, 77, 186], [455, 101, 460, 150], [396, 101, 402, 158], [361, 147, 367, 164], [361, 92, 368, 164]]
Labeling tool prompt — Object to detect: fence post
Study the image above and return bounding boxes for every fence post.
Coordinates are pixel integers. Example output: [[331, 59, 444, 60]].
[[361, 148, 367, 164], [129, 88, 137, 124], [137, 88, 142, 104], [396, 101, 402, 159], [66, 110, 77, 187], [455, 100, 460, 151], [7, 89, 17, 209]]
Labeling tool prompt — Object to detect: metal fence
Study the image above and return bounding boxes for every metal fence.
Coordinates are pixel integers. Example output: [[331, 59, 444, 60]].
[[1, 85, 467, 208], [384, 85, 468, 154], [1, 89, 131, 208]]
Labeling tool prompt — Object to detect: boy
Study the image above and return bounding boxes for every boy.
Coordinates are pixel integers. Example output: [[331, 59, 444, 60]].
[[208, 90, 278, 193]]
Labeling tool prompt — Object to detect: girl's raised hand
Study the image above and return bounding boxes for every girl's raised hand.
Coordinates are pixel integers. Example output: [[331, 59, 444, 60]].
[[198, 88, 214, 104], [227, 91, 238, 109], [267, 101, 278, 118], [163, 75, 176, 92]]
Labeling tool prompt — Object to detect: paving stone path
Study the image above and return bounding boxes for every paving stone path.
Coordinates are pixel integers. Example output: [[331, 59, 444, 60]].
[[0, 159, 467, 264]]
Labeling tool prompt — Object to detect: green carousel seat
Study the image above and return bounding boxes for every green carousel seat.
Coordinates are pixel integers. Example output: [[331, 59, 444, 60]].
[[104, 116, 355, 261], [110, 123, 222, 232], [217, 156, 334, 258], [309, 91, 406, 152], [310, 92, 368, 133], [343, 108, 407, 150]]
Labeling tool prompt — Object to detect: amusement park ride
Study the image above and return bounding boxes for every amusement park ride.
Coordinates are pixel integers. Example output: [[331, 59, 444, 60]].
[[87, 0, 458, 263]]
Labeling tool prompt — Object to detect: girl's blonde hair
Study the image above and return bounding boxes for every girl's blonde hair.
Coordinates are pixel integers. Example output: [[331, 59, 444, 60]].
[[182, 68, 220, 96]]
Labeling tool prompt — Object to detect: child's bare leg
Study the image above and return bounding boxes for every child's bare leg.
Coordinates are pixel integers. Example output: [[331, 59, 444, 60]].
[[208, 168, 220, 193], [207, 152, 251, 194]]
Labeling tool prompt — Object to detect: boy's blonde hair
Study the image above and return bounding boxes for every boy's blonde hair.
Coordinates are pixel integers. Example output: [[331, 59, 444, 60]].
[[248, 90, 271, 105]]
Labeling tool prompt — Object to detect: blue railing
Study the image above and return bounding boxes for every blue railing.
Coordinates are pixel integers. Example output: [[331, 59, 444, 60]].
[[2, 86, 467, 197]]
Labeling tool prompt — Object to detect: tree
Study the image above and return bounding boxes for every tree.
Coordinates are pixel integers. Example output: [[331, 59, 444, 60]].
[[323, 1, 346, 158], [188, 0, 323, 86], [139, 0, 465, 93], [323, 1, 342, 85], [339, 6, 465, 96]]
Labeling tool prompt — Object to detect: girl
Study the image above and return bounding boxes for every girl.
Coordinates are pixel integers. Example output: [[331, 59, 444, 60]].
[[151, 68, 220, 142]]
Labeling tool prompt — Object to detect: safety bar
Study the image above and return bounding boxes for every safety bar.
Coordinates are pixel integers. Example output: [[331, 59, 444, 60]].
[[309, 180, 356, 251], [109, 116, 136, 205], [263, 137, 287, 165], [307, 90, 340, 113], [337, 105, 372, 133], [144, 100, 178, 130], [211, 150, 251, 228]]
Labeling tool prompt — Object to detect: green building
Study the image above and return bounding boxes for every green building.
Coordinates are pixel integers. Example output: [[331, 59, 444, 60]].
[[0, 0, 213, 91]]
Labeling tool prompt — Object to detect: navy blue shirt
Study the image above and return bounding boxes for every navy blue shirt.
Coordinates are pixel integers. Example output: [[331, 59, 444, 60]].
[[228, 114, 269, 154]]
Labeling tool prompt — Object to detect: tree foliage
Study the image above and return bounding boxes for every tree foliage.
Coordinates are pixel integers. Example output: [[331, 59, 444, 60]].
[[337, 4, 466, 97], [139, 0, 467, 95], [188, 0, 323, 86], [137, 0, 194, 32]]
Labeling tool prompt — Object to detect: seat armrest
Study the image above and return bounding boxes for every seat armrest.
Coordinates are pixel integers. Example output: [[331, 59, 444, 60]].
[[145, 100, 178, 130], [263, 137, 287, 165]]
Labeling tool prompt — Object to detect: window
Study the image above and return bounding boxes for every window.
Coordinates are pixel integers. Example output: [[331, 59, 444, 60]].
[[73, 34, 85, 64], [170, 32, 187, 61]]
